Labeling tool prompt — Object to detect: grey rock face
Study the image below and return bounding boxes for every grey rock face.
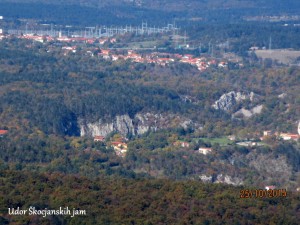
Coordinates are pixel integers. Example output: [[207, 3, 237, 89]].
[[79, 115, 133, 137], [212, 91, 256, 111], [200, 173, 243, 186], [214, 174, 244, 186], [199, 174, 213, 183], [233, 104, 263, 118], [278, 93, 287, 99], [79, 112, 194, 137]]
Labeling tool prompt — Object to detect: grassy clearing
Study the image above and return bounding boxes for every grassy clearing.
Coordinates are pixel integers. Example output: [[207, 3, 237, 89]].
[[197, 137, 234, 146]]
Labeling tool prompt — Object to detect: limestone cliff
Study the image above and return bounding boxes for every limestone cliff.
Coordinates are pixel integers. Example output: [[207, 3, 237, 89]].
[[79, 112, 194, 137], [212, 91, 257, 111]]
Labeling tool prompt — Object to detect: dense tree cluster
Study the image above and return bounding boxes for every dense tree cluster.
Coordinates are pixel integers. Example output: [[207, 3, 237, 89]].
[[0, 169, 299, 225]]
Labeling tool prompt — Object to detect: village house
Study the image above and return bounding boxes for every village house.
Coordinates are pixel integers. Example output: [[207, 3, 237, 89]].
[[86, 38, 95, 44], [218, 61, 228, 68], [100, 49, 110, 55], [228, 135, 236, 141], [62, 46, 77, 53], [98, 49, 111, 60], [208, 59, 217, 65], [279, 133, 299, 141], [173, 141, 190, 148], [260, 130, 275, 140], [198, 147, 212, 155], [127, 50, 135, 55], [133, 58, 144, 63], [111, 142, 127, 149], [110, 38, 117, 43], [99, 38, 109, 44], [111, 141, 128, 157], [261, 129, 299, 141], [182, 54, 193, 60], [44, 36, 54, 42], [0, 130, 8, 137], [22, 34, 44, 43], [157, 58, 174, 66], [173, 54, 183, 59], [111, 55, 120, 61], [57, 36, 72, 42], [263, 130, 273, 136], [94, 136, 105, 142], [128, 53, 142, 60], [265, 186, 276, 190]]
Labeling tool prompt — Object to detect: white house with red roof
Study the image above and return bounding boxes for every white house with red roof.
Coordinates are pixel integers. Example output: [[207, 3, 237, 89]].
[[265, 186, 276, 190], [94, 136, 105, 142], [279, 133, 299, 141], [0, 130, 8, 137], [198, 147, 212, 155]]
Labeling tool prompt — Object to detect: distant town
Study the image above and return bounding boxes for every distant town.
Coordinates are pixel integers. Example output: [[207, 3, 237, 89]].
[[0, 30, 241, 72]]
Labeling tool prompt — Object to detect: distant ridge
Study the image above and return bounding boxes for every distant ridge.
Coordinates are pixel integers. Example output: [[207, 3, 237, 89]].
[[3, 0, 300, 11]]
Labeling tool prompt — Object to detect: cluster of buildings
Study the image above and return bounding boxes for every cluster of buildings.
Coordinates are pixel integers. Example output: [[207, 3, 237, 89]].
[[94, 135, 128, 157], [173, 140, 213, 155], [179, 54, 225, 71], [98, 49, 228, 71], [110, 141, 128, 157], [0, 32, 231, 72], [93, 135, 214, 158], [173, 140, 190, 148], [92, 122, 300, 158], [262, 130, 299, 141], [0, 32, 117, 45], [11, 33, 112, 45]]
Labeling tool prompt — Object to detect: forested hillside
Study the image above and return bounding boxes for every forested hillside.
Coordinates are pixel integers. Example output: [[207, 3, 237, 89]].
[[0, 39, 299, 134], [0, 38, 299, 188], [0, 170, 299, 224]]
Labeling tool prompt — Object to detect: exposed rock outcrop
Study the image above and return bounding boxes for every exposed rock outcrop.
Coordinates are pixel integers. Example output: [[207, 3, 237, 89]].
[[79, 114, 133, 137], [179, 95, 199, 104], [212, 91, 257, 111], [214, 174, 244, 186], [199, 174, 213, 183], [199, 173, 243, 186], [278, 93, 287, 99], [233, 104, 263, 118], [79, 112, 194, 137]]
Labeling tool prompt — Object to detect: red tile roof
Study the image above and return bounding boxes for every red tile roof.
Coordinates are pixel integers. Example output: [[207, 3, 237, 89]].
[[94, 136, 105, 141], [0, 130, 8, 135]]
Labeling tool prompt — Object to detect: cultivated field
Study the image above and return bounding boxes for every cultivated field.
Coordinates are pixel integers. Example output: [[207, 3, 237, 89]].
[[255, 49, 300, 65]]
